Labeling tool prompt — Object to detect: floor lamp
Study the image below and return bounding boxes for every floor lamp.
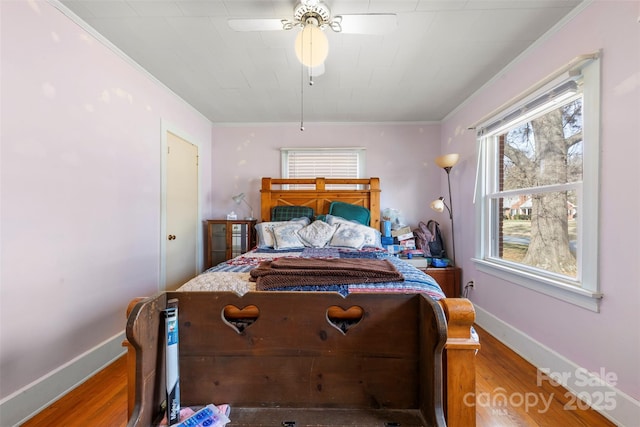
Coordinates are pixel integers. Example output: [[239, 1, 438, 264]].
[[430, 153, 459, 267]]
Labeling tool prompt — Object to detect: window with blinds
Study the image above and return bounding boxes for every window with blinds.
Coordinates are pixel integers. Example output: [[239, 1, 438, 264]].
[[473, 55, 601, 311], [281, 148, 365, 189]]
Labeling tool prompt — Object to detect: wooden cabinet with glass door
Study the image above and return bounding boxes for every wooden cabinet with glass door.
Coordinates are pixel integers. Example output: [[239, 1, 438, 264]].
[[205, 219, 256, 269]]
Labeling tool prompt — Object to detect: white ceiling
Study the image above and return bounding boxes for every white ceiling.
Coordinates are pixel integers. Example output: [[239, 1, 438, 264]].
[[58, 0, 584, 124]]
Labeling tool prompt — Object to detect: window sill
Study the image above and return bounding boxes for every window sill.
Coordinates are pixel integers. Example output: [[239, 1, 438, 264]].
[[472, 258, 602, 312]]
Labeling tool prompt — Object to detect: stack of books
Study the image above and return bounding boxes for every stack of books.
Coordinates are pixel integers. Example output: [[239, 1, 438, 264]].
[[391, 226, 416, 250]]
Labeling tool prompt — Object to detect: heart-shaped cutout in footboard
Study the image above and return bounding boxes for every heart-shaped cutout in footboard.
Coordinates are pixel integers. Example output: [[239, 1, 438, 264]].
[[326, 305, 364, 334], [222, 304, 259, 333]]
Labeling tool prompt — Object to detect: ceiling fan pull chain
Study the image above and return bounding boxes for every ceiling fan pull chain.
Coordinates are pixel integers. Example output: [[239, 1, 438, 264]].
[[308, 27, 315, 86], [300, 56, 305, 131]]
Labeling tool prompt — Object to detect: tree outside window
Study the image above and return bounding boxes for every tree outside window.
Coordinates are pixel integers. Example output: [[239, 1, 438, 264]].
[[494, 96, 582, 278]]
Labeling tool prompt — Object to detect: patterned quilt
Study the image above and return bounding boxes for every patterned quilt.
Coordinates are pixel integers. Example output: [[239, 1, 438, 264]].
[[178, 247, 446, 300]]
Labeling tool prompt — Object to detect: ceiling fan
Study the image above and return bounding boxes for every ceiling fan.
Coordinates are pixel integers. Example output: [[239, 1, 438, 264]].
[[228, 0, 396, 70], [227, 0, 397, 35]]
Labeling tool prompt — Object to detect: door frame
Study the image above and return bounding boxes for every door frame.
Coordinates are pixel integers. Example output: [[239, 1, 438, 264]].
[[160, 120, 203, 291]]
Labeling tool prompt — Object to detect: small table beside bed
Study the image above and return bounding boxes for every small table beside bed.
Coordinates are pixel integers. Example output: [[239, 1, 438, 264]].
[[124, 177, 479, 427]]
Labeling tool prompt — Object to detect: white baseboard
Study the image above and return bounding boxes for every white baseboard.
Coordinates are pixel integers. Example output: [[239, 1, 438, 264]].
[[0, 332, 126, 427], [475, 305, 640, 427]]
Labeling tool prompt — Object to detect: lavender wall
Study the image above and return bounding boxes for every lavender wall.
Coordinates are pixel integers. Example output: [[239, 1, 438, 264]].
[[210, 123, 442, 226], [1, 0, 212, 404], [440, 0, 639, 405]]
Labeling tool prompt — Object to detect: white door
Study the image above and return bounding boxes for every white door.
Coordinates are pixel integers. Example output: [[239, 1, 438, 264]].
[[165, 131, 198, 290]]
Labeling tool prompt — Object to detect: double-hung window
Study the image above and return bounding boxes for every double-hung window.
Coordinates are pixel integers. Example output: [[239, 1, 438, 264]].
[[474, 55, 602, 311], [281, 147, 366, 189]]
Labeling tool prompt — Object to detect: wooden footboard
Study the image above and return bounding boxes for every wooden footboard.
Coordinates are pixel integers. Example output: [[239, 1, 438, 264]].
[[124, 294, 478, 427], [439, 298, 480, 427]]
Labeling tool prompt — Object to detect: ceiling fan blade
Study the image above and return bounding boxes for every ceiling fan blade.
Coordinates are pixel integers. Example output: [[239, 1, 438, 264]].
[[337, 14, 397, 34], [227, 19, 285, 32]]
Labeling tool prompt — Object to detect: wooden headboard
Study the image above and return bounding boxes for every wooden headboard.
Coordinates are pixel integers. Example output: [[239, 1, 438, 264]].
[[260, 177, 381, 231]]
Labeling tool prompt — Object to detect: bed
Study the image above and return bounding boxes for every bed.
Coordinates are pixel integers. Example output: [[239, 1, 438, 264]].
[[124, 177, 479, 427]]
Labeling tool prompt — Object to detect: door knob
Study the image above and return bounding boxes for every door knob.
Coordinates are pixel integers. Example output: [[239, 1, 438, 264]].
[[168, 234, 176, 240]]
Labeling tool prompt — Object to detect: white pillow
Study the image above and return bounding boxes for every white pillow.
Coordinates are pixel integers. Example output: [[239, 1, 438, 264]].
[[255, 217, 310, 248], [271, 222, 306, 250], [326, 215, 382, 248], [328, 223, 367, 250], [297, 220, 338, 248]]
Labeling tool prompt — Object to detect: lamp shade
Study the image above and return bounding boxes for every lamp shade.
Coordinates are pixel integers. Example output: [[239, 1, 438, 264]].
[[294, 23, 329, 68], [232, 193, 245, 204], [434, 153, 460, 169], [430, 198, 445, 213]]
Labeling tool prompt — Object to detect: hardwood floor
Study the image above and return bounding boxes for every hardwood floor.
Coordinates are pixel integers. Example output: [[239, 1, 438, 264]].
[[21, 325, 615, 427], [21, 354, 129, 427], [473, 326, 616, 427]]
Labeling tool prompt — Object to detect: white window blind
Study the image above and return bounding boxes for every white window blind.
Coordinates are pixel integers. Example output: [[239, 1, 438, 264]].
[[281, 148, 365, 188]]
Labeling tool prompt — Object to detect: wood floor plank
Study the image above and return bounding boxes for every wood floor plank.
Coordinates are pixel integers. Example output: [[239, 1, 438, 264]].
[[20, 325, 616, 426]]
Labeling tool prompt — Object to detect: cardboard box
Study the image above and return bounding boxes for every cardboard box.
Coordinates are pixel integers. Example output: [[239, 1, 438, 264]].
[[399, 239, 416, 249], [396, 232, 414, 242], [391, 226, 412, 237]]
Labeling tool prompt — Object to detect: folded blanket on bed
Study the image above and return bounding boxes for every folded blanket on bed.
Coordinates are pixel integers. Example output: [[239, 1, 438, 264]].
[[250, 257, 404, 290]]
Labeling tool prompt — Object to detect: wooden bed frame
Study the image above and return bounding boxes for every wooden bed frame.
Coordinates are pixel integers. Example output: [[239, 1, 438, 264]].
[[123, 177, 479, 426]]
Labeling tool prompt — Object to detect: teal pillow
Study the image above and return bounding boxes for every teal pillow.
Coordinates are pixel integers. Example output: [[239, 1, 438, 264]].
[[328, 201, 370, 226]]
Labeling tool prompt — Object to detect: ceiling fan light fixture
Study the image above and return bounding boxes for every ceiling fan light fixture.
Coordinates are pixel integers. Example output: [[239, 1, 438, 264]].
[[294, 23, 329, 67]]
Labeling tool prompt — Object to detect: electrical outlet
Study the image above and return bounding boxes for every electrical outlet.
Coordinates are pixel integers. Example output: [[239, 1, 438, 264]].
[[462, 280, 475, 298]]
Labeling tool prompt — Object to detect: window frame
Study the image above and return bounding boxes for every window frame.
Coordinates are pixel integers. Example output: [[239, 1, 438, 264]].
[[473, 57, 602, 312]]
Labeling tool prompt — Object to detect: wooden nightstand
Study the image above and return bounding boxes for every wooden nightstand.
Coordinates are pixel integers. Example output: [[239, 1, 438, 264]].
[[424, 266, 461, 298], [205, 219, 256, 269], [400, 257, 461, 298]]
